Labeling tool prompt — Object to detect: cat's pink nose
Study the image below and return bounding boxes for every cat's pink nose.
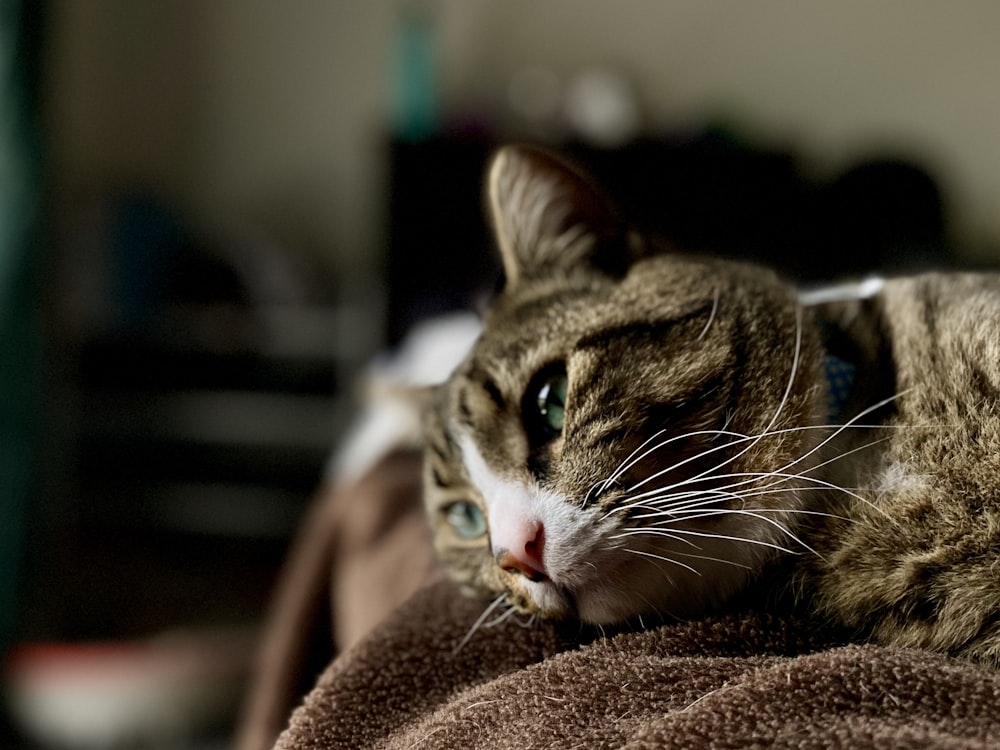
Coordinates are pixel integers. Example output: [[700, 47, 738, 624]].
[[496, 522, 548, 582]]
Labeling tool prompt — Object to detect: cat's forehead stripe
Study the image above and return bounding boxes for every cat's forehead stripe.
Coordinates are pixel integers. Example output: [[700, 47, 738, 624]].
[[464, 364, 507, 412], [425, 429, 454, 460], [497, 285, 594, 328], [430, 465, 449, 489], [574, 303, 718, 353], [481, 378, 506, 411], [457, 387, 473, 422]]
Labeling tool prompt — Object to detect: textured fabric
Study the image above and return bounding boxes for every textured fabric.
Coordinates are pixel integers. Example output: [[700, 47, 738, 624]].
[[276, 579, 1000, 749], [234, 450, 438, 750]]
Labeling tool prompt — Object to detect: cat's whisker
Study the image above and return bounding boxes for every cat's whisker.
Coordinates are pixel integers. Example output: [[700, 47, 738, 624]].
[[606, 431, 788, 518], [668, 550, 753, 570], [626, 485, 745, 510], [631, 482, 855, 534], [617, 465, 847, 518], [681, 484, 856, 515], [777, 434, 891, 482], [618, 431, 754, 500], [658, 420, 895, 521], [656, 310, 867, 525], [696, 287, 720, 342], [583, 479, 607, 507], [651, 502, 849, 524], [610, 472, 755, 520], [598, 296, 794, 502], [765, 391, 910, 508], [748, 438, 894, 515], [615, 419, 888, 511], [684, 468, 867, 506], [627, 490, 747, 519], [616, 527, 704, 551], [511, 612, 538, 630], [622, 548, 702, 575], [623, 540, 754, 571], [603, 400, 899, 520], [717, 431, 895, 500], [453, 594, 507, 654], [484, 604, 520, 629], [604, 462, 865, 554], [768, 306, 803, 437], [651, 506, 850, 529], [599, 439, 740, 520], [607, 489, 740, 525], [631, 588, 686, 624], [619, 429, 893, 517], [695, 305, 802, 486], [615, 524, 802, 556], [725, 508, 827, 559], [595, 428, 669, 497], [492, 604, 538, 630], [598, 427, 749, 503], [625, 527, 704, 549], [672, 508, 825, 559]]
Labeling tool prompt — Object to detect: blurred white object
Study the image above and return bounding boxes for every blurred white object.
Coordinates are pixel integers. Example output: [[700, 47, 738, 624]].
[[564, 67, 641, 147], [5, 629, 252, 749], [329, 313, 481, 484]]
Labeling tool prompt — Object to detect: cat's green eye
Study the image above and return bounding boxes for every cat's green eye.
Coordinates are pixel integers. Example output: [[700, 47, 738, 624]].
[[444, 501, 487, 539], [535, 369, 568, 433]]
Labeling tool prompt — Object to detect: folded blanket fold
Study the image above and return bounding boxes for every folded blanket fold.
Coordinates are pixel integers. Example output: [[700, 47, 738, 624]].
[[276, 579, 1000, 749]]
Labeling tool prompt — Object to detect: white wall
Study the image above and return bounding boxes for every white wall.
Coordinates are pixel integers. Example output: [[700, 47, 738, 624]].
[[46, 0, 1000, 276]]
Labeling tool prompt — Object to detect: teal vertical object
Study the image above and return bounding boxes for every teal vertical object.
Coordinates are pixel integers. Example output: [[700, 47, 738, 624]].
[[0, 0, 41, 653], [392, 7, 438, 142]]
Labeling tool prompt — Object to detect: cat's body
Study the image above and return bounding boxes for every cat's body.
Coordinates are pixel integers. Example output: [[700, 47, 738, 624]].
[[423, 145, 1000, 664], [808, 272, 1000, 663]]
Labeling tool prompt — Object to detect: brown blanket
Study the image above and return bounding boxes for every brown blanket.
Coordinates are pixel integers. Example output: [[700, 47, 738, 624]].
[[276, 579, 1000, 749], [234, 439, 1000, 749]]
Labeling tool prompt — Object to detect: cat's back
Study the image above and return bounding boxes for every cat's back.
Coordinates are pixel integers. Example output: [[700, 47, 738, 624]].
[[879, 271, 1000, 429], [883, 271, 1000, 378]]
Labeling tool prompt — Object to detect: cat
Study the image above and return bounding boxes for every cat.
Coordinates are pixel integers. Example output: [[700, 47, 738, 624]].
[[422, 144, 1000, 664]]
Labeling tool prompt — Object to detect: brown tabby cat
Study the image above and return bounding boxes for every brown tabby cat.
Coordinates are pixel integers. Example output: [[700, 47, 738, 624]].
[[423, 144, 1000, 664]]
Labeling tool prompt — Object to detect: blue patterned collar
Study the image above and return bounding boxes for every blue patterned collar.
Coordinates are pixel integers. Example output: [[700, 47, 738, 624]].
[[823, 353, 856, 421]]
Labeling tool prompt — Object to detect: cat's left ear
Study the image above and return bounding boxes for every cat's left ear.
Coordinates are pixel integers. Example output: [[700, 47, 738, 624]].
[[486, 145, 639, 286]]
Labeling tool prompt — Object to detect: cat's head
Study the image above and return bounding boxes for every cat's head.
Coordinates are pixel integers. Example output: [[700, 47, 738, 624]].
[[424, 145, 826, 625]]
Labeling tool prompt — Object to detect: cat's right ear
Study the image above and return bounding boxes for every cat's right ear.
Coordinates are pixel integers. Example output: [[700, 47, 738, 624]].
[[486, 145, 637, 286]]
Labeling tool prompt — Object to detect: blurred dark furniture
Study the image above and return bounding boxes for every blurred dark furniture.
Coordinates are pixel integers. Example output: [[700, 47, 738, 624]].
[[385, 134, 951, 344]]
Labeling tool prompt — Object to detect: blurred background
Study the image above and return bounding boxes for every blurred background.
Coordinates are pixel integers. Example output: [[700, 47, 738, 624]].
[[2, 1, 1000, 747]]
